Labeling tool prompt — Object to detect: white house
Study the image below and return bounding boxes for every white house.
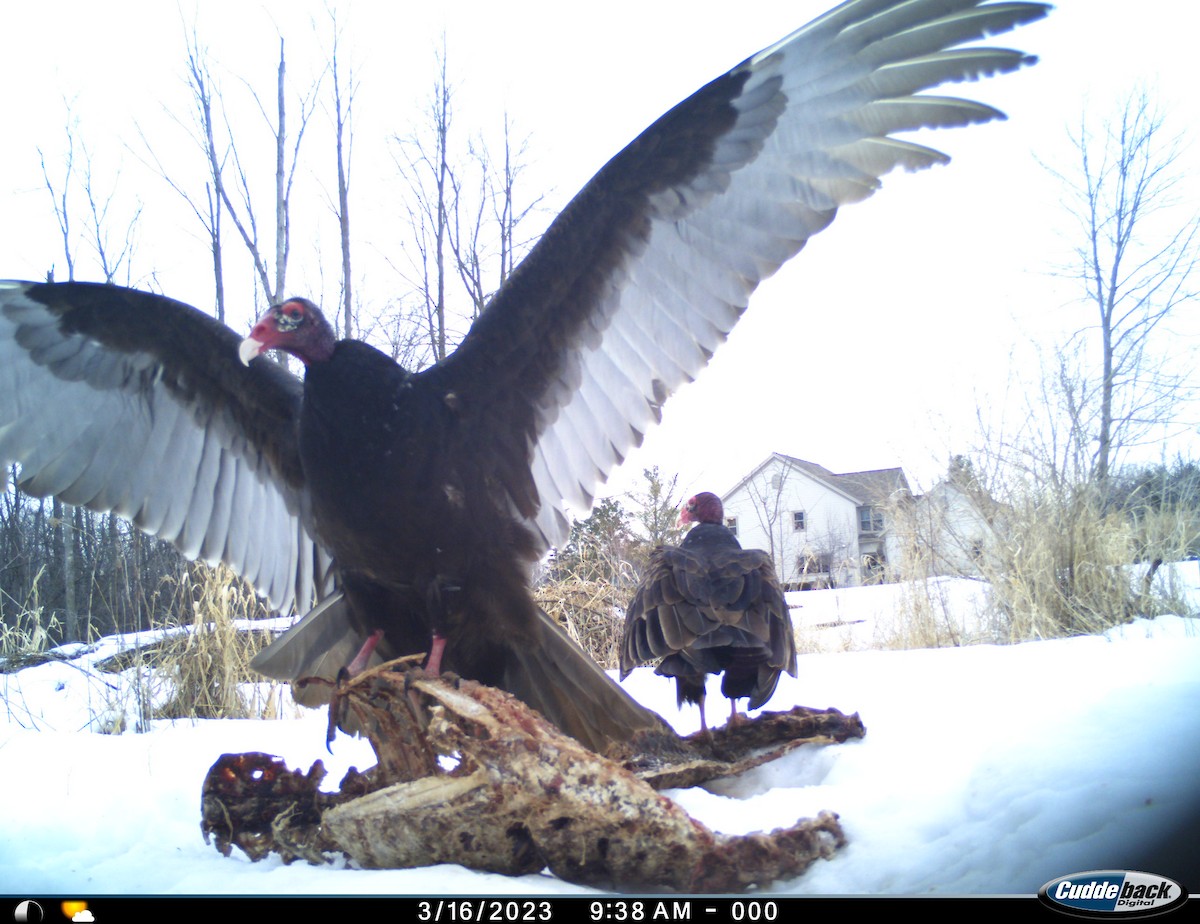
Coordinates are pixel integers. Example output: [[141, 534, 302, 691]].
[[896, 475, 1001, 579], [721, 453, 911, 589]]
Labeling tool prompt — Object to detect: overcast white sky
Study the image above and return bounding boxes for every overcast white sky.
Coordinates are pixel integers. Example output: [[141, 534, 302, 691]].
[[1, 0, 1197, 507]]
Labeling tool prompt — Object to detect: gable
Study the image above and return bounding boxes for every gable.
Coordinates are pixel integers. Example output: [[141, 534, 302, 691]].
[[724, 452, 909, 507], [724, 453, 860, 507]]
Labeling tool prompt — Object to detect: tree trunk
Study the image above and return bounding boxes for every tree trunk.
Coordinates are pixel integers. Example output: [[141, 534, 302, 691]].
[[57, 499, 77, 641]]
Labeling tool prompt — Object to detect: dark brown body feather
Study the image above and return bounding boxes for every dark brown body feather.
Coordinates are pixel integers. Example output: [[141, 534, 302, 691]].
[[621, 522, 797, 720], [268, 337, 666, 750]]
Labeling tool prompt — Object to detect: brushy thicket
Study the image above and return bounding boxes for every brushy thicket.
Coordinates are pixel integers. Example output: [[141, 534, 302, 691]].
[[0, 492, 192, 645], [887, 459, 1200, 648], [536, 491, 666, 671], [537, 574, 628, 671], [1, 561, 284, 731]]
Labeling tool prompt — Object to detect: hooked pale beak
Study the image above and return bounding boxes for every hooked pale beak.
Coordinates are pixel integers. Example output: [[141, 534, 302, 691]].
[[238, 335, 266, 366]]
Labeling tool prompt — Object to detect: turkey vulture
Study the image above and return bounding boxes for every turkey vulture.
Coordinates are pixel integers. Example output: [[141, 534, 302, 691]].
[[0, 0, 1047, 751], [620, 493, 797, 731]]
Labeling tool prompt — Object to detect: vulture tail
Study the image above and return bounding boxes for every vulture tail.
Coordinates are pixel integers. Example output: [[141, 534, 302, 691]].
[[250, 592, 382, 709], [500, 608, 671, 753]]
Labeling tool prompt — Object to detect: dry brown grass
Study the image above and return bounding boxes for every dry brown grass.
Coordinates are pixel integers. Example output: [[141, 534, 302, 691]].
[[0, 567, 65, 666], [152, 563, 283, 721], [537, 575, 628, 670], [886, 476, 1197, 648], [987, 492, 1195, 640]]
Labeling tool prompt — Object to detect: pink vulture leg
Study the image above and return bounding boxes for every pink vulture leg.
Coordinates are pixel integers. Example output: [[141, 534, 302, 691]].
[[345, 629, 385, 677], [422, 577, 457, 676], [424, 632, 447, 675], [326, 628, 385, 749], [727, 698, 751, 728]]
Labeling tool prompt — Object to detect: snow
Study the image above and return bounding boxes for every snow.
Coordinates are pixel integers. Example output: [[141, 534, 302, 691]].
[[2, 575, 1198, 898]]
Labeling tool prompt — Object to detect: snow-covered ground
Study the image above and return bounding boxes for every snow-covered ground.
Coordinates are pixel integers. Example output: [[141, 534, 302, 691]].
[[2, 572, 1198, 897]]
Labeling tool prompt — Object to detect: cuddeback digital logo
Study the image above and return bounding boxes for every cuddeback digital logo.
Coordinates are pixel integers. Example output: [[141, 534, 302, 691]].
[[1039, 870, 1188, 918]]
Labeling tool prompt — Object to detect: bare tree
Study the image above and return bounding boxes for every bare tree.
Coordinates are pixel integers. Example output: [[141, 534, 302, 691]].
[[38, 125, 78, 283], [745, 467, 792, 579], [80, 150, 142, 285], [394, 41, 543, 362], [209, 36, 325, 308], [451, 115, 544, 318], [959, 88, 1200, 638], [137, 24, 227, 320], [327, 6, 358, 338], [42, 113, 141, 287], [1051, 89, 1199, 489], [142, 23, 325, 319], [490, 113, 543, 287], [394, 39, 455, 361]]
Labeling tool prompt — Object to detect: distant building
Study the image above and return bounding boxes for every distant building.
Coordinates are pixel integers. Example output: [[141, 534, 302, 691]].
[[721, 453, 911, 589], [893, 469, 1001, 579]]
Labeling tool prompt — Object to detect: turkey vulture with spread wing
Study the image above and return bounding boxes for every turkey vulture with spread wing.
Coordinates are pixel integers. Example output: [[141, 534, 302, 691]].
[[621, 493, 797, 731], [0, 0, 1047, 751]]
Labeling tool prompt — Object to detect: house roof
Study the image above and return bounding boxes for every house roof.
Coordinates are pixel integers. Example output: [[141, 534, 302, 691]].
[[828, 466, 911, 505], [725, 452, 911, 506]]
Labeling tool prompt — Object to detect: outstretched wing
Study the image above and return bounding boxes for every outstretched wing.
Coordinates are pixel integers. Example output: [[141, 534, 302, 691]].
[[0, 280, 333, 614], [428, 0, 1048, 549]]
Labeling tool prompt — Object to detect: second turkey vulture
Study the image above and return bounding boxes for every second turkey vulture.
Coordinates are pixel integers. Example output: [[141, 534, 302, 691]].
[[620, 493, 797, 731], [0, 1, 1047, 752]]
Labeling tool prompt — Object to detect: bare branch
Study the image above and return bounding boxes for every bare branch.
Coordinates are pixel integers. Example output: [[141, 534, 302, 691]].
[[39, 102, 141, 286], [326, 3, 358, 338], [204, 30, 327, 306], [1049, 88, 1199, 485], [392, 41, 544, 364], [80, 143, 141, 284], [37, 102, 81, 281]]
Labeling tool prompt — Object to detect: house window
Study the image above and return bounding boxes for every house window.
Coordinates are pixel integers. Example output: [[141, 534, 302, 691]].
[[793, 511, 806, 531], [858, 506, 884, 533], [725, 516, 737, 537]]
